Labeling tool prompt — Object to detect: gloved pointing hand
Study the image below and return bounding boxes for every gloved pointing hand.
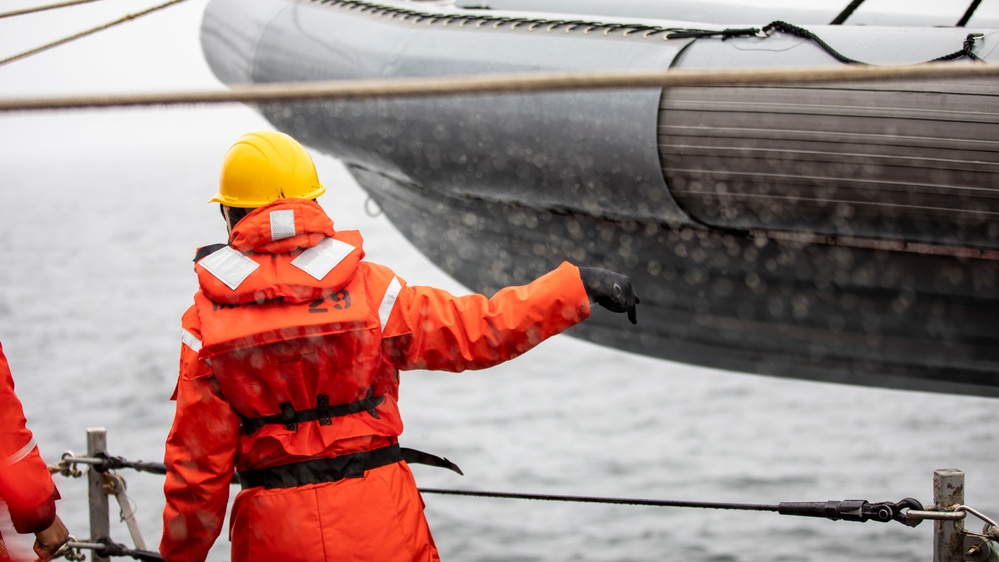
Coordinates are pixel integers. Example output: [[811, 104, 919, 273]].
[[578, 267, 640, 325]]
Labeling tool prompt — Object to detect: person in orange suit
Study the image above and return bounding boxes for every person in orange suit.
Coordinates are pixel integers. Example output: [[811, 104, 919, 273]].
[[160, 130, 639, 562], [0, 342, 69, 561]]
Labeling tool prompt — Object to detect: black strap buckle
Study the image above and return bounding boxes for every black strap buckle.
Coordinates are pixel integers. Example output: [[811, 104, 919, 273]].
[[240, 387, 385, 435], [279, 402, 297, 431], [317, 395, 332, 426]]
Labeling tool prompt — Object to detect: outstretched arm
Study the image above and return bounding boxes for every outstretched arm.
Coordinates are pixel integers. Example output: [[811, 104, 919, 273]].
[[383, 262, 591, 372]]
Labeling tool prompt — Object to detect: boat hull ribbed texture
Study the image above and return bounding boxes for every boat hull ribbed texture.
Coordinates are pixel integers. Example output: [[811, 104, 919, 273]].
[[660, 81, 999, 248]]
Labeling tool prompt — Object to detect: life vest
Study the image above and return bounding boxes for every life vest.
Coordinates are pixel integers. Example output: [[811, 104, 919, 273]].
[[190, 199, 406, 469]]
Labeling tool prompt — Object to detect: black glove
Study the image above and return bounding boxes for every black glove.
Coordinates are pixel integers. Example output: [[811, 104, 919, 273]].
[[578, 267, 640, 325]]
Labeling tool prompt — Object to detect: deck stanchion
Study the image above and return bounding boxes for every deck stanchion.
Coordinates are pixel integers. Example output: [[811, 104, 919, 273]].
[[933, 468, 965, 562], [87, 428, 110, 562]]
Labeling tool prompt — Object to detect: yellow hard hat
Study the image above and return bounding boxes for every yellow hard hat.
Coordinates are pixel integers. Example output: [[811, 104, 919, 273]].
[[212, 130, 326, 208]]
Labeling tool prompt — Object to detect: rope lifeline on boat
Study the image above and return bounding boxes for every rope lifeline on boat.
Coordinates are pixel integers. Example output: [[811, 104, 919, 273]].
[[764, 21, 984, 64], [667, 22, 985, 64], [313, 0, 989, 65], [311, 0, 693, 40]]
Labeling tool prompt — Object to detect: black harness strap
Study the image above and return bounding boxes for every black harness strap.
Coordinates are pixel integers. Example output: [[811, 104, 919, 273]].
[[237, 444, 463, 490], [240, 387, 384, 435], [401, 448, 464, 476]]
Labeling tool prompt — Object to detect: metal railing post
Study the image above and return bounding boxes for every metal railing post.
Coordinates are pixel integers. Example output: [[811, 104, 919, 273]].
[[933, 468, 965, 562], [87, 428, 110, 562]]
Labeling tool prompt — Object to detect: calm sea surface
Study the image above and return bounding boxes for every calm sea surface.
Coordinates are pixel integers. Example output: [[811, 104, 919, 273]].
[[0, 1, 997, 559]]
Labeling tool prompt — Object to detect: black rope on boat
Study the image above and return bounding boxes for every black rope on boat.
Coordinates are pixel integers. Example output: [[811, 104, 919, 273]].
[[761, 21, 987, 65], [929, 33, 985, 62], [315, 1, 991, 66], [762, 21, 867, 64]]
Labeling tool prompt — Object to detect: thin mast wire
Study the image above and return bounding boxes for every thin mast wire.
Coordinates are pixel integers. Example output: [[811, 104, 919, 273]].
[[0, 0, 190, 67], [0, 0, 102, 20]]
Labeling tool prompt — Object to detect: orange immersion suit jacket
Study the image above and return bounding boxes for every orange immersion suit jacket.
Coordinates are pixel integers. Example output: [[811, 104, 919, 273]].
[[160, 199, 590, 562], [0, 343, 60, 560]]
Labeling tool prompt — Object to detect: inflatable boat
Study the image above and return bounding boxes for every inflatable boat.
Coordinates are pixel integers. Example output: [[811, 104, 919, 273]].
[[199, 0, 999, 397]]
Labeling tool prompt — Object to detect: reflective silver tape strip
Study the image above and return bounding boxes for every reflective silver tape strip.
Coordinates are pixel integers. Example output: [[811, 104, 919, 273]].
[[3, 437, 37, 467], [378, 277, 402, 330], [181, 328, 202, 353], [270, 209, 296, 241], [291, 237, 355, 281], [199, 246, 260, 291]]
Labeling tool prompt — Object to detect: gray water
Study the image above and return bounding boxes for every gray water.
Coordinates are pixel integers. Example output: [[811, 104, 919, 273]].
[[1, 1, 997, 560]]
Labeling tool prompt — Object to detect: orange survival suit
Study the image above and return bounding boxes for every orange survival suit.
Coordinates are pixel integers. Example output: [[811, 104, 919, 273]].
[[161, 199, 590, 562], [0, 343, 60, 561]]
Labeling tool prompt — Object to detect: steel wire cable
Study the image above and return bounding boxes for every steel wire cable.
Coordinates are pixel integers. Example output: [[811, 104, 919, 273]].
[[0, 0, 103, 20], [419, 487, 780, 512], [0, 0, 190, 67]]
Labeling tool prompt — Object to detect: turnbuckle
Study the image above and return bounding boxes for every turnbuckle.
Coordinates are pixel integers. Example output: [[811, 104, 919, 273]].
[[777, 497, 925, 526]]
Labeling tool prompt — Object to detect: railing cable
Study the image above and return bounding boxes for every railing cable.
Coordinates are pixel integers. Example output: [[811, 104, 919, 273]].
[[53, 538, 163, 562], [420, 488, 938, 527], [49, 451, 969, 529], [419, 487, 778, 512]]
